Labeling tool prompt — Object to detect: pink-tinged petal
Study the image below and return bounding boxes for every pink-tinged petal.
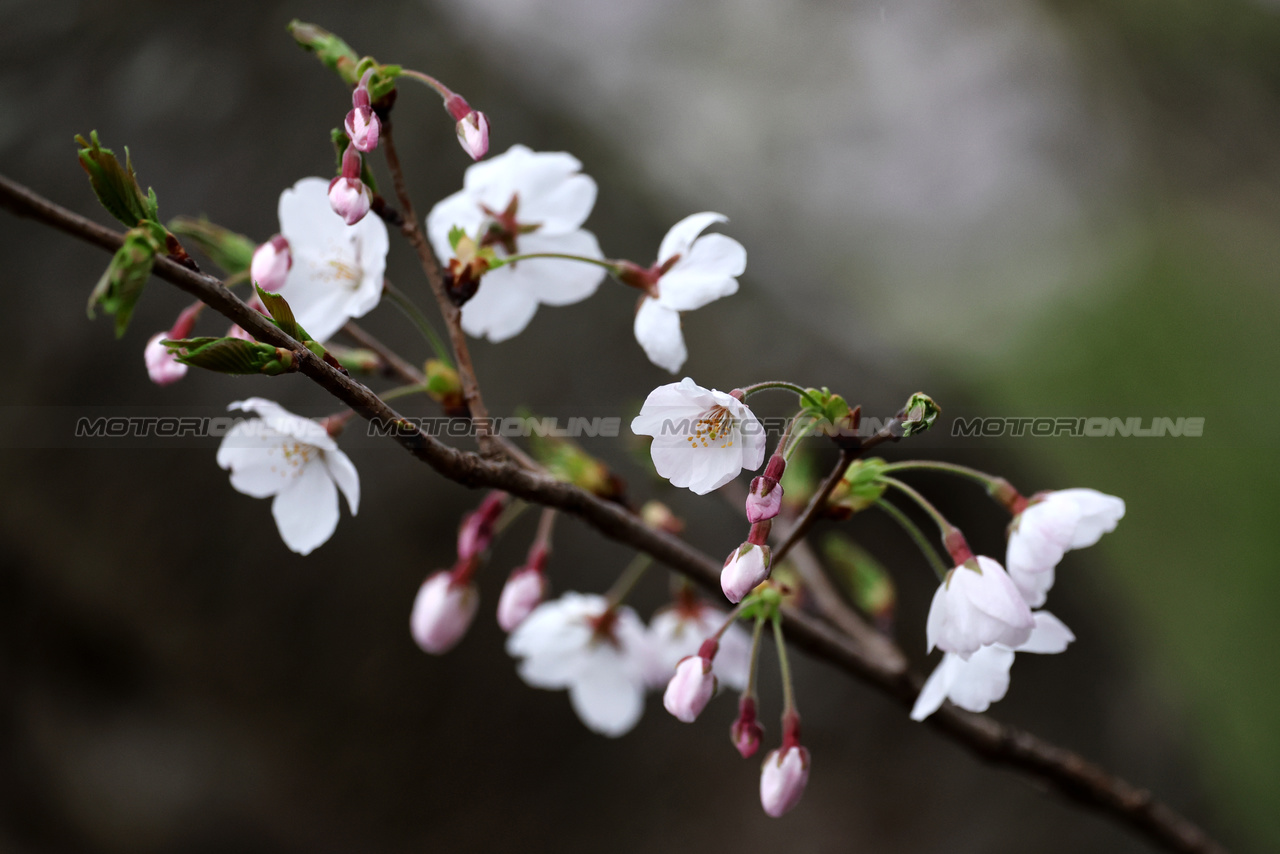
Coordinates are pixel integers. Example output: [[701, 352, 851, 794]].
[[144, 333, 187, 386], [455, 110, 489, 160], [1017, 611, 1076, 654], [1009, 563, 1055, 608], [270, 459, 340, 555], [663, 656, 716, 723], [760, 746, 810, 817], [1057, 488, 1125, 548], [323, 449, 360, 516], [410, 572, 479, 654], [925, 582, 948, 654], [458, 263, 543, 342], [496, 566, 546, 632], [658, 212, 728, 265], [633, 298, 686, 374], [910, 654, 959, 721], [721, 543, 771, 603], [250, 237, 292, 293]]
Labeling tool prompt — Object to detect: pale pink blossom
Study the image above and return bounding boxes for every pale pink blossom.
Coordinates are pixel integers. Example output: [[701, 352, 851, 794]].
[[663, 655, 716, 723], [250, 235, 292, 292], [144, 332, 187, 385], [497, 564, 546, 632], [760, 745, 810, 818], [925, 556, 1035, 659], [721, 542, 771, 604], [410, 570, 479, 654], [1006, 489, 1126, 606], [645, 600, 751, 691]]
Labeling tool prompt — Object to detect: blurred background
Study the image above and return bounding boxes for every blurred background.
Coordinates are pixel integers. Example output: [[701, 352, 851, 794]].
[[1, 0, 1277, 851]]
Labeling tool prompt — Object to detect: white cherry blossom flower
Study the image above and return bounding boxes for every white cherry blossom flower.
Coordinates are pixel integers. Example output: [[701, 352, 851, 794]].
[[925, 556, 1035, 659], [645, 599, 751, 691], [273, 177, 389, 343], [630, 378, 767, 495], [506, 592, 650, 737], [910, 611, 1075, 721], [426, 144, 605, 342], [1006, 488, 1126, 607], [215, 398, 359, 556], [631, 212, 746, 373]]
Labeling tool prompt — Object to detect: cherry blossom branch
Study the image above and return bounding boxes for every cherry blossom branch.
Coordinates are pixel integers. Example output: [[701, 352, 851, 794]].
[[379, 120, 501, 457], [0, 173, 1225, 854]]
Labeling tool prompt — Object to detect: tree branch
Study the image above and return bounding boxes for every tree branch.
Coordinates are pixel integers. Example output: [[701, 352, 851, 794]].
[[0, 172, 1225, 854]]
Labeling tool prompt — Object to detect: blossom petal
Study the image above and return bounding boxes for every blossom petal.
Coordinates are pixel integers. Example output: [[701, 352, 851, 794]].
[[425, 188, 488, 261], [459, 263, 543, 342], [633, 298, 686, 374], [945, 645, 1015, 712], [657, 233, 745, 312], [323, 449, 360, 515], [229, 398, 335, 450], [568, 652, 646, 737], [1058, 489, 1126, 549], [278, 178, 345, 247], [910, 654, 957, 721], [515, 229, 607, 306], [216, 423, 291, 499], [270, 460, 340, 555], [658, 212, 727, 265], [463, 146, 597, 234], [1017, 611, 1075, 654]]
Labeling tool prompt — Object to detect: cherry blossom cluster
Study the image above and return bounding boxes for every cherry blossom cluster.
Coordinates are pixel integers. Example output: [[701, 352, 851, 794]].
[[82, 20, 1131, 822]]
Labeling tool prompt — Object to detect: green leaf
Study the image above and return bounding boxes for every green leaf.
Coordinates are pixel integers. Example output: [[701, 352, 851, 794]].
[[822, 533, 896, 625], [165, 336, 297, 375], [167, 216, 255, 275], [288, 20, 361, 83], [448, 225, 466, 251], [900, 392, 941, 438], [255, 284, 300, 340], [87, 221, 165, 337], [75, 131, 159, 228]]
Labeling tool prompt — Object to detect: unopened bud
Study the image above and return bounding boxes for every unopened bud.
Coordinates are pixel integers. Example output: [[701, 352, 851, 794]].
[[760, 745, 811, 817], [251, 235, 292, 292], [641, 500, 684, 535], [496, 563, 546, 632], [409, 570, 478, 654], [444, 93, 489, 160], [663, 655, 716, 723], [900, 392, 941, 438], [731, 696, 763, 758], [746, 476, 784, 524], [144, 332, 188, 385], [457, 491, 508, 561], [721, 542, 771, 604]]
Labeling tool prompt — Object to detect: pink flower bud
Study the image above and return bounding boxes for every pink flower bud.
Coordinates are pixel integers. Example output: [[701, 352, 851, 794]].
[[455, 110, 490, 160], [663, 655, 716, 723], [497, 564, 546, 632], [745, 476, 783, 523], [760, 745, 811, 817], [143, 332, 187, 386], [457, 492, 508, 561], [410, 570, 479, 654], [328, 176, 371, 225], [250, 235, 292, 292], [731, 696, 763, 758], [721, 542, 771, 603], [345, 105, 381, 152]]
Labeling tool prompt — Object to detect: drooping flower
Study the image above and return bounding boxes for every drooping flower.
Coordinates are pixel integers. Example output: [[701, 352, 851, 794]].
[[1006, 489, 1126, 607], [622, 212, 745, 374], [506, 592, 651, 737], [925, 556, 1035, 659], [746, 454, 787, 523], [910, 611, 1075, 721], [760, 715, 810, 818], [721, 542, 772, 604], [646, 597, 751, 691], [425, 144, 606, 342], [663, 654, 716, 723], [215, 398, 360, 555], [272, 177, 389, 343], [630, 377, 767, 495], [250, 234, 292, 292], [410, 568, 479, 654], [444, 93, 489, 160]]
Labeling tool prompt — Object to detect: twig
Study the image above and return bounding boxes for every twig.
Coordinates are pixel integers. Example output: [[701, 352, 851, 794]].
[[340, 319, 427, 385], [379, 121, 501, 457], [0, 172, 1225, 854]]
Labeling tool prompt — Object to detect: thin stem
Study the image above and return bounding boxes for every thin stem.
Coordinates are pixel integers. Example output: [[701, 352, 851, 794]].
[[491, 499, 529, 538], [711, 600, 749, 642], [533, 507, 558, 550], [340, 320, 426, 385], [877, 476, 961, 545], [875, 498, 950, 581], [398, 68, 453, 100], [739, 381, 823, 409], [382, 279, 453, 366], [744, 614, 766, 699], [772, 613, 797, 714], [783, 414, 821, 460], [499, 252, 621, 274], [606, 553, 651, 607]]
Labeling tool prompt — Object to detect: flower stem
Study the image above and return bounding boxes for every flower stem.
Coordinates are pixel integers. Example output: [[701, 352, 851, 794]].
[[877, 475, 970, 565], [377, 383, 430, 402], [398, 68, 453, 100], [744, 614, 766, 699], [874, 498, 949, 581], [739, 381, 823, 409], [605, 553, 651, 607], [711, 600, 749, 641], [880, 460, 1022, 511], [772, 612, 797, 715], [382, 279, 453, 367], [498, 251, 622, 275], [491, 499, 528, 538]]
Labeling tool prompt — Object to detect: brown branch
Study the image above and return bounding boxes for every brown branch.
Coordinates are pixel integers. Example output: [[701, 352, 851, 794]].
[[0, 172, 1225, 854], [379, 122, 501, 457]]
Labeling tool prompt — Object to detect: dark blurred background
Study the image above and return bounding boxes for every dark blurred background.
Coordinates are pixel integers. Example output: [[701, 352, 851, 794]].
[[1, 0, 1277, 851]]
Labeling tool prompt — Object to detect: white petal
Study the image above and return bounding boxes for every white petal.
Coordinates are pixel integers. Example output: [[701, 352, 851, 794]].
[[459, 264, 543, 342], [658, 212, 727, 265], [468, 148, 596, 235], [656, 233, 745, 312], [633, 298, 686, 374], [910, 654, 958, 721], [1017, 611, 1076, 654], [270, 461, 340, 555], [946, 645, 1015, 712], [323, 449, 360, 515], [425, 188, 488, 261], [712, 621, 753, 692], [925, 583, 948, 654], [568, 653, 645, 737], [217, 423, 291, 499], [229, 398, 335, 450], [278, 178, 345, 250], [1009, 563, 1055, 608], [516, 229, 606, 306], [1058, 489, 1126, 549]]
